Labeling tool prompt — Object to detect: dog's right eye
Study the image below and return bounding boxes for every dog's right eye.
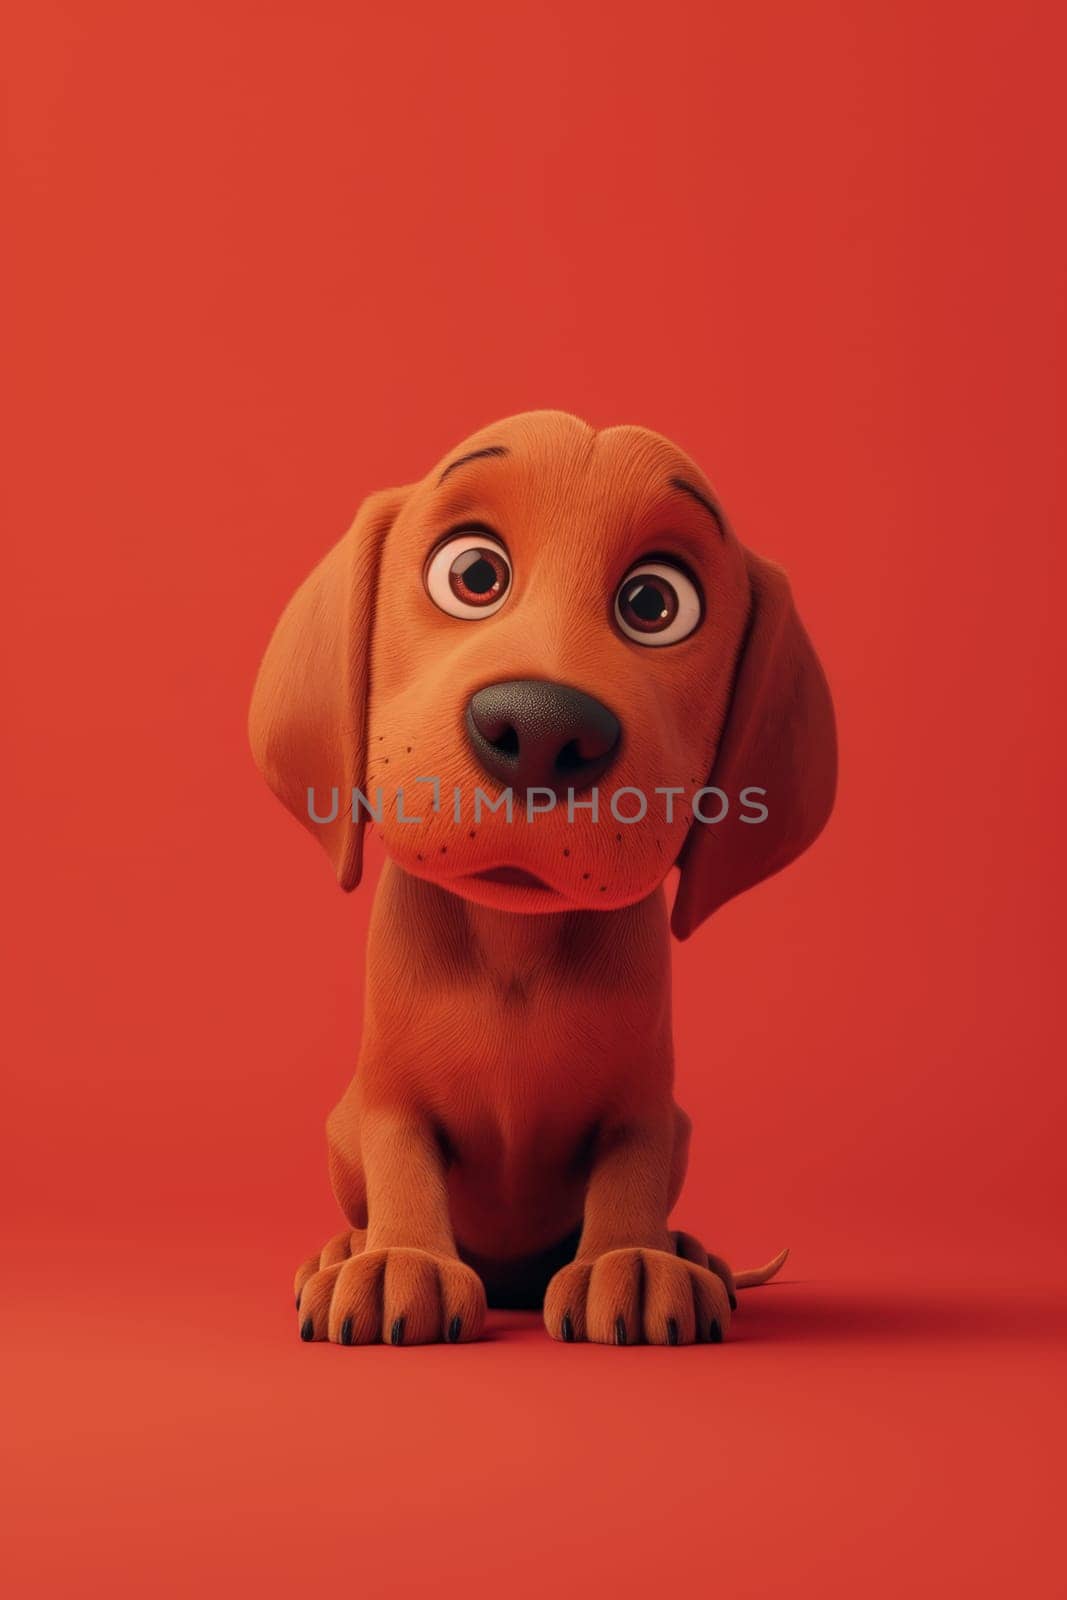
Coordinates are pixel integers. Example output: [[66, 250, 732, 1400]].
[[425, 532, 512, 619]]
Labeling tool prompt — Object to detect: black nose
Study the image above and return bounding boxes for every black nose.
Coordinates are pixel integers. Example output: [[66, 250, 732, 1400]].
[[466, 680, 621, 794]]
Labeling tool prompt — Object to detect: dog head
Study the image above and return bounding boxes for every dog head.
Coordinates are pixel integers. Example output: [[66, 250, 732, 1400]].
[[249, 410, 836, 936]]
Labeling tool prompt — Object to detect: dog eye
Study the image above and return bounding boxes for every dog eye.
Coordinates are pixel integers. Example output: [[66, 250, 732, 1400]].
[[425, 532, 512, 619], [614, 561, 702, 646]]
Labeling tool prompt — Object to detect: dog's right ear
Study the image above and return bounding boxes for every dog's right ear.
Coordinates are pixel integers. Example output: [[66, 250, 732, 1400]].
[[248, 486, 410, 891]]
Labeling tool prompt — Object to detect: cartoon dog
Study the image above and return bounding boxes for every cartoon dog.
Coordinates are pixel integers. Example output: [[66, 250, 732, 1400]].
[[250, 410, 836, 1346]]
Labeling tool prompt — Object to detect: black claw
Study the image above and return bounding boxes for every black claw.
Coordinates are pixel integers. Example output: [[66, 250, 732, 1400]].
[[447, 1316, 462, 1343], [614, 1316, 627, 1346], [390, 1316, 405, 1346], [560, 1313, 574, 1342], [728, 1291, 738, 1311], [666, 1318, 679, 1346], [299, 1318, 314, 1342], [709, 1319, 723, 1343], [339, 1318, 353, 1346]]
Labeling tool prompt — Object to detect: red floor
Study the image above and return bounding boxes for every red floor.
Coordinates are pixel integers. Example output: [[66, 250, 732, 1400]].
[[8, 1244, 1064, 1597]]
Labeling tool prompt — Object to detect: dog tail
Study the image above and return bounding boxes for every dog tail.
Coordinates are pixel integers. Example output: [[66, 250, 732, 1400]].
[[733, 1246, 789, 1289]]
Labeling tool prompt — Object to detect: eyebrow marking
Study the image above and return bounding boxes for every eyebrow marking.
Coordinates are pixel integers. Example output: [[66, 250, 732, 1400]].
[[438, 445, 509, 485], [669, 476, 727, 538]]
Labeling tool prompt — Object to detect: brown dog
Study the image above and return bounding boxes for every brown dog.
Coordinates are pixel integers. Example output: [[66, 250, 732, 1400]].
[[250, 410, 836, 1346]]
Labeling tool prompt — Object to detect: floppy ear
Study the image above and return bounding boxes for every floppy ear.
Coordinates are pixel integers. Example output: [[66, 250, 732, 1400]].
[[248, 487, 409, 891], [671, 549, 837, 939]]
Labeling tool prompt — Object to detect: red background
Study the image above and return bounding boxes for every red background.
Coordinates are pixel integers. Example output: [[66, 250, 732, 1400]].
[[5, 2, 1065, 1594]]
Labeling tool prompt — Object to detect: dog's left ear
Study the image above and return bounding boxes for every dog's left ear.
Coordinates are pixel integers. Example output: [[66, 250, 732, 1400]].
[[671, 549, 837, 939], [249, 486, 410, 891]]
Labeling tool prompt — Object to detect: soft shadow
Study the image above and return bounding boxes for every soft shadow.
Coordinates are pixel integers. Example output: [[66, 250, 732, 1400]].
[[484, 1309, 544, 1340], [733, 1281, 1067, 1346]]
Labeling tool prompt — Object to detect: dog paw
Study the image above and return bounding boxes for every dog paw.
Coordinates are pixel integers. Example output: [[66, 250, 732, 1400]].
[[671, 1230, 738, 1311], [294, 1227, 368, 1306], [296, 1247, 487, 1346], [544, 1246, 732, 1346]]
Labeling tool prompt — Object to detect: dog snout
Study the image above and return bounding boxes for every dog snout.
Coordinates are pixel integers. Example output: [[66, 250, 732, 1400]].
[[466, 680, 621, 795]]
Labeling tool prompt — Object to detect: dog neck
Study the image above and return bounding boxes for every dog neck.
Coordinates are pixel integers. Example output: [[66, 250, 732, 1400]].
[[459, 896, 590, 976], [370, 860, 670, 993]]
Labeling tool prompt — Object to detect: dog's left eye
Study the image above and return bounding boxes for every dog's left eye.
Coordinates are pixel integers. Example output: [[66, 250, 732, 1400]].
[[614, 561, 702, 646], [425, 532, 512, 619]]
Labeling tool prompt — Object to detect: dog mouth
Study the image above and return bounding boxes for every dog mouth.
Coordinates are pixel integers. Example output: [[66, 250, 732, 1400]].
[[470, 866, 553, 890], [447, 863, 571, 910]]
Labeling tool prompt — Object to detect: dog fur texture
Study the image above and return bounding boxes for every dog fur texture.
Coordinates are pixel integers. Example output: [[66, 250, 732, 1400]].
[[250, 410, 836, 1347]]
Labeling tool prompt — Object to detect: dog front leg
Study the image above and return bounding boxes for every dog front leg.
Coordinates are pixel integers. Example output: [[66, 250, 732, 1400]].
[[297, 1110, 486, 1346], [544, 1116, 733, 1346]]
